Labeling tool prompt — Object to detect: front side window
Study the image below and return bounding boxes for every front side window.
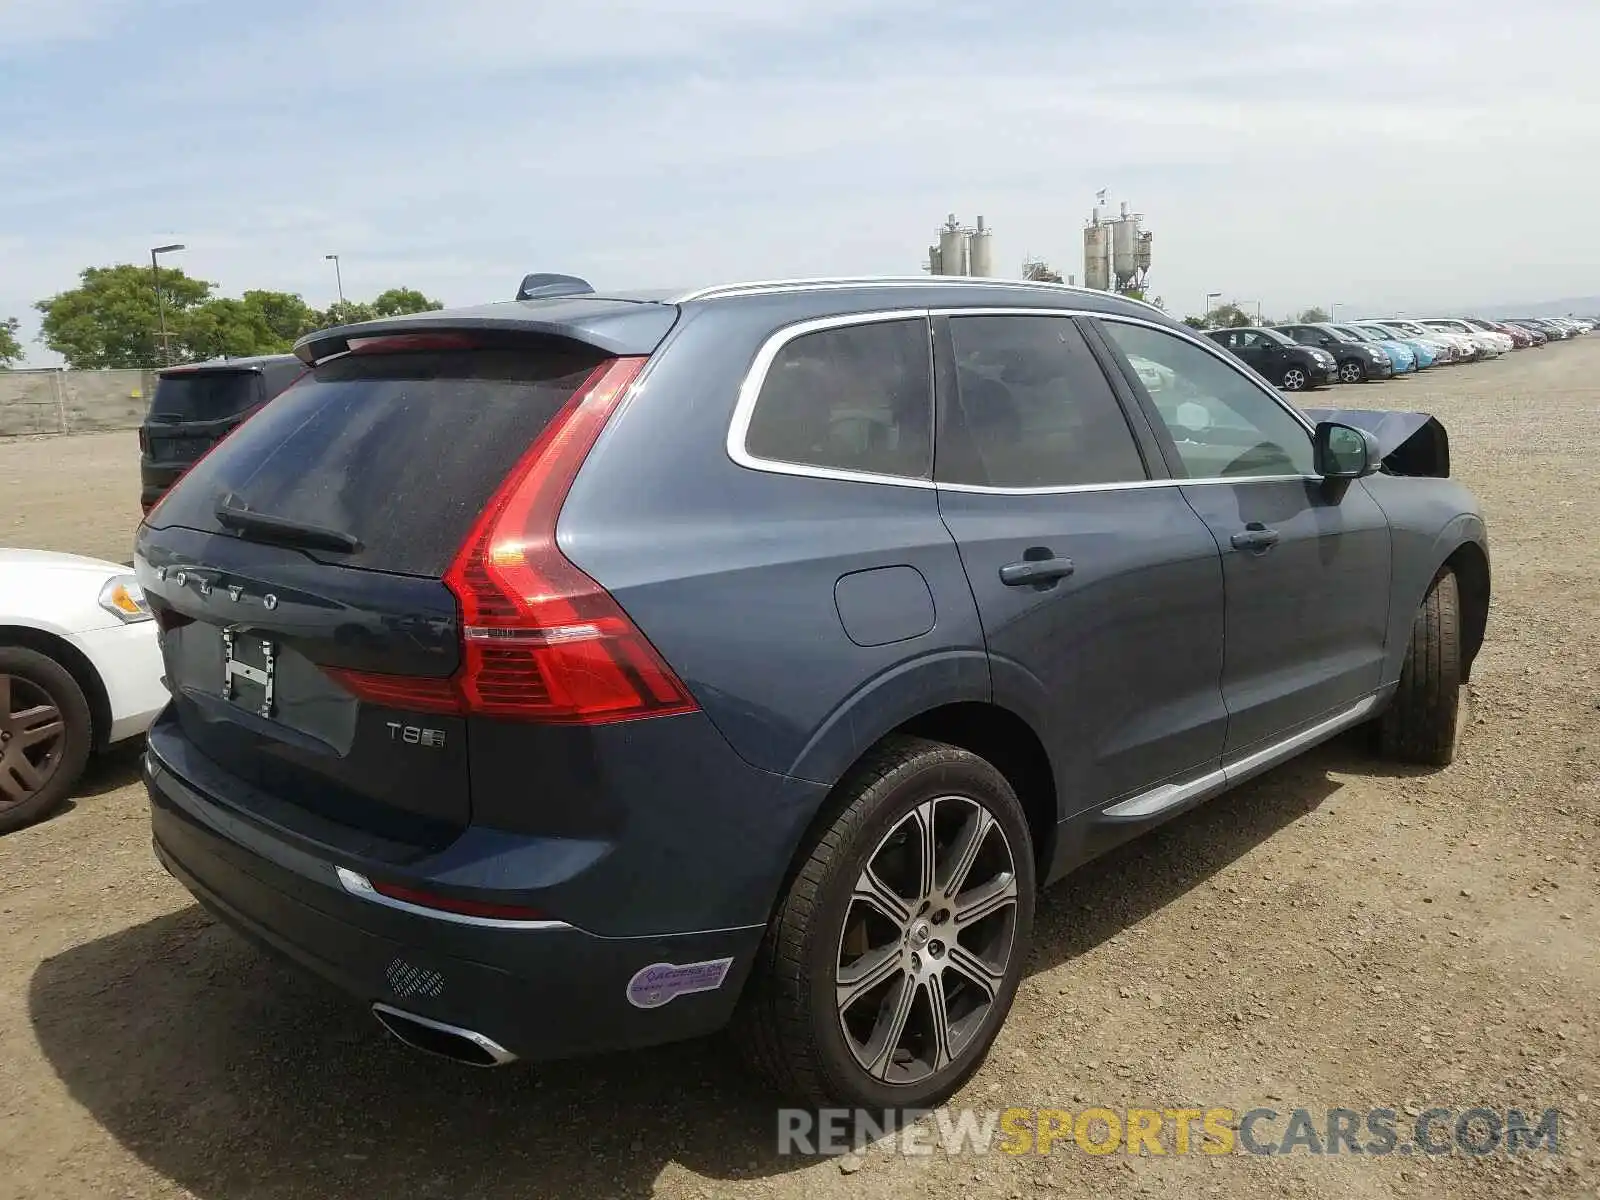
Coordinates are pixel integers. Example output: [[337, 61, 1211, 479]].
[[1100, 321, 1316, 480], [744, 318, 933, 479], [942, 315, 1147, 488]]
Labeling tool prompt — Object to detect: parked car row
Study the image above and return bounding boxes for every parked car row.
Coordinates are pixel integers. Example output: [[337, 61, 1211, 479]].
[[1204, 313, 1592, 391]]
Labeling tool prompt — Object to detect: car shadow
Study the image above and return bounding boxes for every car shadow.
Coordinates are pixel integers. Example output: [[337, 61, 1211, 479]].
[[76, 737, 146, 799], [29, 732, 1388, 1197]]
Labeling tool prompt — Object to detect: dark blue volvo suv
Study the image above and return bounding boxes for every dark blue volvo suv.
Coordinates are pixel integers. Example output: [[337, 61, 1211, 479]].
[[136, 276, 1489, 1109]]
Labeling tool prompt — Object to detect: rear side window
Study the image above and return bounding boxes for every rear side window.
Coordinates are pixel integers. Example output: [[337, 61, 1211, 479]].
[[744, 318, 933, 479], [942, 315, 1146, 488], [148, 372, 261, 422], [148, 343, 609, 577]]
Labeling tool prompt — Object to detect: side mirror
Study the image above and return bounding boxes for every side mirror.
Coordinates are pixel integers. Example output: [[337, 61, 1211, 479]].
[[1314, 421, 1380, 479]]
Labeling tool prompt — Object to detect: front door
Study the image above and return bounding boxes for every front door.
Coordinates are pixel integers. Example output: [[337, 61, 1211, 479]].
[[1094, 319, 1392, 755], [932, 313, 1229, 817]]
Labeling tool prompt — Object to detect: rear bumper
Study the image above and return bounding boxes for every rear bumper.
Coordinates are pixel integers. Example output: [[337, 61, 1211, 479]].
[[144, 740, 774, 1063]]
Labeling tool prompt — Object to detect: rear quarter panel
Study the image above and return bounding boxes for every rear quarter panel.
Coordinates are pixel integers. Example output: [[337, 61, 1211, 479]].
[[559, 300, 991, 788]]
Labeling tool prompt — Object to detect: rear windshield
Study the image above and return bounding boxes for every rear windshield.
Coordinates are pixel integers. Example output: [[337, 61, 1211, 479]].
[[149, 372, 261, 422], [147, 343, 609, 577]]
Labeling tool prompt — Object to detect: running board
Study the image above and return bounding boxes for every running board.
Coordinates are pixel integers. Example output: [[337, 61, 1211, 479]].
[[1102, 694, 1381, 822]]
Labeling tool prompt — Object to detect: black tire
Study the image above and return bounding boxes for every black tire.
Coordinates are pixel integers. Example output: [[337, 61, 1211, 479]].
[[1377, 569, 1463, 766], [1280, 364, 1310, 392], [0, 646, 93, 833], [734, 736, 1036, 1110], [1338, 358, 1367, 384]]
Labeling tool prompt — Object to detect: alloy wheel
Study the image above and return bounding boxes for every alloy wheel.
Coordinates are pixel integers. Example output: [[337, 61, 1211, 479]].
[[1282, 367, 1307, 391], [0, 674, 67, 812], [835, 795, 1020, 1086], [1339, 361, 1364, 384]]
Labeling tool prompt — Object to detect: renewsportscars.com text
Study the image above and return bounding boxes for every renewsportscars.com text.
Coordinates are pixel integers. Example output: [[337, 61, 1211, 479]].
[[778, 1106, 1562, 1158]]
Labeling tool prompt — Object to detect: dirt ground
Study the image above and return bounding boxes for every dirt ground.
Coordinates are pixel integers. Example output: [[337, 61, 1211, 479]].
[[1, 342, 1596, 1200]]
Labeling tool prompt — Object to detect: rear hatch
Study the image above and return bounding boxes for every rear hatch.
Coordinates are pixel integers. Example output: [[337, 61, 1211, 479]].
[[135, 325, 665, 845], [141, 362, 290, 466]]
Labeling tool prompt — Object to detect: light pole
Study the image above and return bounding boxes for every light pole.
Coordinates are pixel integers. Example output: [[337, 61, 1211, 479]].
[[325, 254, 345, 307], [150, 244, 185, 366]]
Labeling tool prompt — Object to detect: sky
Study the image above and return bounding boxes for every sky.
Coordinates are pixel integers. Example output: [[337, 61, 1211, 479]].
[[3, 0, 1598, 365]]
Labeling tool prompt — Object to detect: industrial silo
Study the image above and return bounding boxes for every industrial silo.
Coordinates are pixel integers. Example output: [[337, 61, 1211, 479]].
[[938, 215, 968, 278], [1083, 224, 1111, 291], [1112, 217, 1140, 287], [967, 216, 994, 277]]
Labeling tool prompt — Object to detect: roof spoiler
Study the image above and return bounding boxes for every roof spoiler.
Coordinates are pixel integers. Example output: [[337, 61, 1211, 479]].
[[515, 273, 595, 301]]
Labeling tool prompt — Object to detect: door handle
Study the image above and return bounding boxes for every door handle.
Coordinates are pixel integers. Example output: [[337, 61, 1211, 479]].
[[999, 556, 1075, 586], [1230, 523, 1281, 551]]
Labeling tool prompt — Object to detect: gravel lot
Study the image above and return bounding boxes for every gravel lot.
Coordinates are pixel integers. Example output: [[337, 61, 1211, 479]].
[[2, 343, 1597, 1200]]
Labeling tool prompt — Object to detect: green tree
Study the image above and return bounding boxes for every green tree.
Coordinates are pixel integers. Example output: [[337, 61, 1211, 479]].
[[1188, 301, 1253, 329], [0, 317, 21, 367], [239, 289, 320, 342], [370, 287, 442, 317], [183, 298, 283, 360], [1297, 306, 1329, 323], [36, 264, 213, 368]]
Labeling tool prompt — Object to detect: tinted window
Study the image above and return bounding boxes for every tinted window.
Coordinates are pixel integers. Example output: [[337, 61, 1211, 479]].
[[745, 318, 932, 479], [1282, 327, 1322, 346], [1101, 322, 1315, 480], [942, 315, 1146, 488], [148, 372, 261, 422], [147, 343, 610, 577]]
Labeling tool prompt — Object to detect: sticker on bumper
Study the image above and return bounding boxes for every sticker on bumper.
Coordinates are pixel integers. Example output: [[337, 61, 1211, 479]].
[[626, 957, 734, 1009]]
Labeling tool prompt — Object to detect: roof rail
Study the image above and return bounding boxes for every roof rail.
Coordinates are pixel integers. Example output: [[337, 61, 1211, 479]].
[[515, 273, 595, 301], [672, 276, 1169, 314]]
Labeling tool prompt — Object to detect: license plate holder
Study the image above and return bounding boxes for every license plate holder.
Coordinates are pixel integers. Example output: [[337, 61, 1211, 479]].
[[222, 631, 276, 719]]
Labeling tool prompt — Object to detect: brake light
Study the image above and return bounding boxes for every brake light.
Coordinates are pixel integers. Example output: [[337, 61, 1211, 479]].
[[330, 355, 698, 725], [348, 333, 479, 355]]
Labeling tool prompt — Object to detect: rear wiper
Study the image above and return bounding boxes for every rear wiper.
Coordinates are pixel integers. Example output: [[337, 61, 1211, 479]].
[[215, 498, 362, 554]]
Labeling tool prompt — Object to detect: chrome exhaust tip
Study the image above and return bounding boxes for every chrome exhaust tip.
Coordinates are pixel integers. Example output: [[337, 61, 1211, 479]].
[[371, 1003, 517, 1067]]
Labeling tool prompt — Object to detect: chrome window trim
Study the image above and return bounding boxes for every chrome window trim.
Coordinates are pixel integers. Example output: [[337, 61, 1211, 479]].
[[335, 866, 574, 932], [726, 308, 936, 487], [728, 305, 1324, 494], [677, 275, 1168, 315]]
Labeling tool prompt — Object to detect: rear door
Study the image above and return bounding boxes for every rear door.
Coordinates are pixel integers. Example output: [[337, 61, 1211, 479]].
[[932, 311, 1228, 816], [135, 337, 617, 842], [1094, 319, 1391, 754]]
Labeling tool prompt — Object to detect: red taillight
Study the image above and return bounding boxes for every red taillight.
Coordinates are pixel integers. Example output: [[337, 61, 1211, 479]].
[[348, 333, 478, 355], [331, 354, 698, 725], [368, 878, 550, 922]]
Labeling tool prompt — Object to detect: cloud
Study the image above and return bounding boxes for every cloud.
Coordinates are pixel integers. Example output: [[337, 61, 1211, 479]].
[[3, 0, 1600, 365]]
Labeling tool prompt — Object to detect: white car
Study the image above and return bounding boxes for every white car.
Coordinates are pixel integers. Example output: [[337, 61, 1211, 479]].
[[1422, 318, 1509, 357], [0, 549, 166, 831], [1381, 319, 1478, 361]]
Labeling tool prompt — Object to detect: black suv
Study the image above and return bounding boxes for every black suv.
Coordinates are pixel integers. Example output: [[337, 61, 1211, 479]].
[[1203, 327, 1338, 392], [138, 355, 304, 513]]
